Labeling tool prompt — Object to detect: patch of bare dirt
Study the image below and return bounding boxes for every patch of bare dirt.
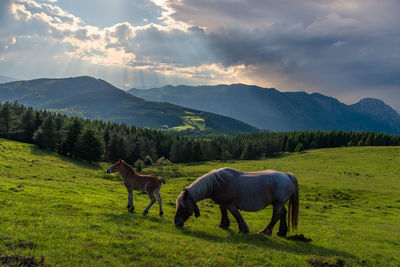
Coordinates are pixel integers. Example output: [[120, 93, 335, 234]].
[[308, 258, 344, 267], [9, 184, 24, 192], [287, 234, 312, 242], [0, 255, 45, 266]]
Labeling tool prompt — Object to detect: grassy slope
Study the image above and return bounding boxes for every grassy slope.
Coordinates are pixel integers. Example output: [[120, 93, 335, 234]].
[[0, 139, 399, 266]]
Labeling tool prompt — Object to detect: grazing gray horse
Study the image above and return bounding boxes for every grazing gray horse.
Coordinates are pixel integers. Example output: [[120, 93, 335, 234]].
[[174, 167, 299, 236]]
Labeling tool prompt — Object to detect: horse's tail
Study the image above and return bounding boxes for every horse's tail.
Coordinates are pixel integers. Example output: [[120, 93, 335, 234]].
[[287, 173, 299, 231], [159, 178, 166, 184]]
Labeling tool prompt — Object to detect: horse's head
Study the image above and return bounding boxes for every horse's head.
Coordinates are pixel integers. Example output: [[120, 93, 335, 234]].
[[174, 187, 200, 227], [107, 160, 124, 174]]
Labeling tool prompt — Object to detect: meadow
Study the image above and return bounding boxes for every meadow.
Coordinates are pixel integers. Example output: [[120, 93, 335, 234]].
[[0, 138, 399, 266]]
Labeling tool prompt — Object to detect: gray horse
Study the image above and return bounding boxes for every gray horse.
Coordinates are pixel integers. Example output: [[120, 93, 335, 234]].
[[174, 167, 299, 236]]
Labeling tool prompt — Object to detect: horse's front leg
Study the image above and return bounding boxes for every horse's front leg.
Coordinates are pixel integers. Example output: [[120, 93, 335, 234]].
[[219, 206, 230, 229], [127, 188, 134, 213], [258, 203, 283, 236], [227, 206, 249, 234]]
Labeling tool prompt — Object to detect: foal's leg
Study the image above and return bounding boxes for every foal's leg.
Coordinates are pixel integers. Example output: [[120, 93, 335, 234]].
[[277, 206, 288, 237], [127, 188, 134, 213], [219, 206, 230, 229], [155, 189, 163, 216], [258, 203, 284, 236], [227, 206, 249, 233], [143, 192, 156, 215]]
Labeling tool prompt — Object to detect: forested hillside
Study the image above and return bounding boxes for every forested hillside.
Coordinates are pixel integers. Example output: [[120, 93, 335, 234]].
[[1, 102, 399, 165]]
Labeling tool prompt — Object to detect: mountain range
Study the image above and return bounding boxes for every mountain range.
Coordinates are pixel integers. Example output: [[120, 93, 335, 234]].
[[129, 84, 400, 134], [0, 77, 258, 134], [1, 76, 399, 135]]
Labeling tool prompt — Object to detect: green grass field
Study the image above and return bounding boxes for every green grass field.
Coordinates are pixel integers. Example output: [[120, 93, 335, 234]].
[[0, 138, 399, 266]]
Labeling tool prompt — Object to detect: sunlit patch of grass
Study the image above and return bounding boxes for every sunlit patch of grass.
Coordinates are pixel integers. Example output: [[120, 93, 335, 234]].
[[169, 114, 206, 132]]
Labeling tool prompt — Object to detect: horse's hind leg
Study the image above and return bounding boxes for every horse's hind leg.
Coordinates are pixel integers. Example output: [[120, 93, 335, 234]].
[[258, 203, 283, 236], [219, 206, 230, 229], [155, 189, 163, 216], [143, 192, 156, 215], [127, 188, 134, 213], [227, 206, 249, 233], [277, 206, 288, 237]]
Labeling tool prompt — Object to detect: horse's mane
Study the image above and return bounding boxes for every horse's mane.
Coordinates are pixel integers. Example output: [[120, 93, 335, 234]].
[[188, 168, 225, 201], [120, 161, 136, 174]]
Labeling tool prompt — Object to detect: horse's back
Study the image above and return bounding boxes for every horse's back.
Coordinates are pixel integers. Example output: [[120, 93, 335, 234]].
[[216, 168, 296, 211], [133, 174, 163, 192]]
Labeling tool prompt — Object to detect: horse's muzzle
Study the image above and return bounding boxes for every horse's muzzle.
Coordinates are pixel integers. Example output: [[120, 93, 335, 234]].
[[107, 169, 111, 174], [174, 218, 184, 228]]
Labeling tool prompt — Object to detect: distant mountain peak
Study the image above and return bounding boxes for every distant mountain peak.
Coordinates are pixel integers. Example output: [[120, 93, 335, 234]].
[[129, 84, 400, 134], [351, 97, 400, 119]]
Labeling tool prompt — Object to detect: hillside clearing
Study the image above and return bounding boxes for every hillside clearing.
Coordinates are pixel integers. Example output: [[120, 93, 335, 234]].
[[0, 139, 399, 266]]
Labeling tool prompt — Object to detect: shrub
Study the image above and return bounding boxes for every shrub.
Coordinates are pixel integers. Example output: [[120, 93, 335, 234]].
[[347, 141, 354, 147], [294, 143, 305, 153], [144, 155, 153, 165], [134, 159, 144, 172], [156, 156, 172, 166]]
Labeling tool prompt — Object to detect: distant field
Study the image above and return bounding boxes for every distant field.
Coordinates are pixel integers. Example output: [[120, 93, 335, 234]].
[[168, 112, 206, 132], [0, 139, 399, 266]]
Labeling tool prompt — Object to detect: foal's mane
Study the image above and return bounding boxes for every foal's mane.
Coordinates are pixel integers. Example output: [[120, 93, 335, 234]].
[[120, 161, 136, 174], [188, 168, 225, 201]]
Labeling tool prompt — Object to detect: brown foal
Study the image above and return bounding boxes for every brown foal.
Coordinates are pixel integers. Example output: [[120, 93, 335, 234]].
[[107, 160, 165, 215]]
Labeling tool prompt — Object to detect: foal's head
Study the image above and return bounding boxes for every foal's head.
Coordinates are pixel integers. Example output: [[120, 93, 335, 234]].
[[107, 160, 126, 174], [174, 188, 200, 228]]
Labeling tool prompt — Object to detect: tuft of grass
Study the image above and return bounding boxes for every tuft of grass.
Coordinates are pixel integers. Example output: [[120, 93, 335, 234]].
[[0, 139, 399, 266]]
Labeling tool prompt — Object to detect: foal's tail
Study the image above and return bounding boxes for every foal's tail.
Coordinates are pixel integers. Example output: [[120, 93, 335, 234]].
[[287, 173, 299, 231], [159, 178, 166, 184]]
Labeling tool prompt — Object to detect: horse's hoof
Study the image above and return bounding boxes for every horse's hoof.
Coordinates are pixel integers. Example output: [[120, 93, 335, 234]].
[[239, 228, 249, 234], [128, 207, 134, 213], [142, 211, 148, 216], [219, 223, 230, 229], [159, 211, 164, 216], [277, 231, 287, 237]]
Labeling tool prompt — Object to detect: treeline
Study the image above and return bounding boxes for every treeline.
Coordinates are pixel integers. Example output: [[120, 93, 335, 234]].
[[1, 101, 400, 165]]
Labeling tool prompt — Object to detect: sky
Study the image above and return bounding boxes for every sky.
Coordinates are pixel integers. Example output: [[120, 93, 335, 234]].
[[0, 0, 400, 111]]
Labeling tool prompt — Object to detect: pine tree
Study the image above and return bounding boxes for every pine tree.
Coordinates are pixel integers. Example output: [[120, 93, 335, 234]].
[[285, 137, 296, 152], [192, 142, 203, 162], [0, 102, 16, 139], [106, 133, 128, 162], [76, 128, 105, 162], [365, 133, 374, 146], [182, 141, 193, 162], [33, 117, 59, 150], [241, 143, 257, 160], [169, 141, 183, 163], [20, 108, 35, 142], [63, 118, 83, 157], [127, 138, 145, 164]]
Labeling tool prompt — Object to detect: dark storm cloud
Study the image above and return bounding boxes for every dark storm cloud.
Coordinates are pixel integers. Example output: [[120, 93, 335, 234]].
[[165, 0, 400, 96]]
